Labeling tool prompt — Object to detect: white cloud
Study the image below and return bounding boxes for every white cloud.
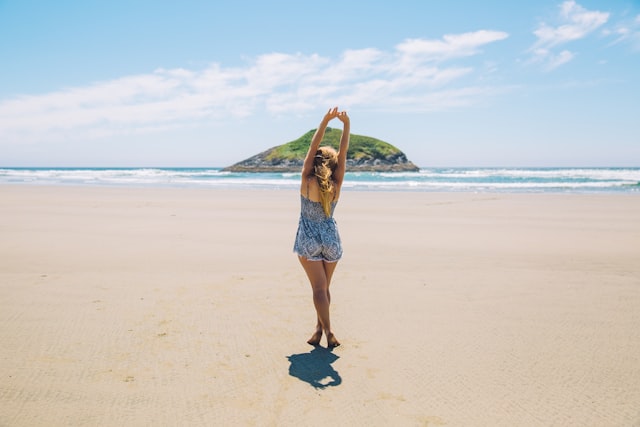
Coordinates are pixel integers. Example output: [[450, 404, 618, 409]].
[[396, 30, 508, 70], [604, 14, 640, 50], [0, 32, 509, 144], [545, 50, 575, 70], [529, 1, 609, 69]]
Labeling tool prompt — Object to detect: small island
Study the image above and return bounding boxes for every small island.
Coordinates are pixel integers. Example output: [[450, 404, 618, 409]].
[[223, 128, 419, 172]]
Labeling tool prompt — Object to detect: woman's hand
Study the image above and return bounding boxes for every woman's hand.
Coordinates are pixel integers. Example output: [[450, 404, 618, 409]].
[[322, 107, 339, 123], [337, 110, 349, 125]]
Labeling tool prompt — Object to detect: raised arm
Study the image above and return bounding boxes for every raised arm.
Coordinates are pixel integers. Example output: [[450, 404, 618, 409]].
[[301, 107, 339, 177], [332, 111, 350, 186]]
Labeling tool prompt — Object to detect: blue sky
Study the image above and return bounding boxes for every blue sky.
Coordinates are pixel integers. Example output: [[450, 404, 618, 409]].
[[1, 0, 639, 167]]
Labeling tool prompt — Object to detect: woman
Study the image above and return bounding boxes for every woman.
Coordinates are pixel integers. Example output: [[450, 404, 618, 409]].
[[293, 106, 350, 348]]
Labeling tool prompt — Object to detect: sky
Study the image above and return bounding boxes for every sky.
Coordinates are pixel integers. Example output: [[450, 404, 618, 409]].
[[1, 0, 639, 167]]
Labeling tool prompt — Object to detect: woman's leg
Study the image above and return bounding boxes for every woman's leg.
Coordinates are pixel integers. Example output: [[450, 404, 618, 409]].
[[298, 256, 340, 346], [313, 261, 338, 330], [322, 261, 340, 347], [309, 261, 339, 344]]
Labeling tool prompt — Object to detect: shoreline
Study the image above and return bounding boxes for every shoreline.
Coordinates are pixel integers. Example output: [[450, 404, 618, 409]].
[[2, 166, 639, 194], [2, 186, 639, 426], [2, 182, 639, 195]]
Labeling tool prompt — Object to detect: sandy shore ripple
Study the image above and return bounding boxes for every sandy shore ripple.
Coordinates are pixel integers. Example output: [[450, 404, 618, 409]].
[[1, 186, 639, 426]]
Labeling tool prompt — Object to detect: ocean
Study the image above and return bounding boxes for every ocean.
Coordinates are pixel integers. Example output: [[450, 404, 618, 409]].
[[1, 167, 639, 193]]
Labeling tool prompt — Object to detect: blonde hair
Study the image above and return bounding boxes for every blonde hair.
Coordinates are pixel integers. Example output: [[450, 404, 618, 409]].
[[314, 146, 338, 217]]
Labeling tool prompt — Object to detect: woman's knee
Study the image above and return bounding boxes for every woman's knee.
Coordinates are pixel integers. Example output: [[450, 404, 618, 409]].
[[311, 278, 328, 292], [312, 287, 329, 304]]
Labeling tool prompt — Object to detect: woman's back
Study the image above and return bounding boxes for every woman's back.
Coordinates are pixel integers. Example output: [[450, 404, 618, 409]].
[[301, 177, 341, 204]]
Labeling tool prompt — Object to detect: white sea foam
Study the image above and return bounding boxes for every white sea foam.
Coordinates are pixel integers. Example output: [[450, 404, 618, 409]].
[[1, 167, 638, 192]]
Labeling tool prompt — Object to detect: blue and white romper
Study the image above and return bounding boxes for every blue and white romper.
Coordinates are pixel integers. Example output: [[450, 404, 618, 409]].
[[293, 191, 343, 263]]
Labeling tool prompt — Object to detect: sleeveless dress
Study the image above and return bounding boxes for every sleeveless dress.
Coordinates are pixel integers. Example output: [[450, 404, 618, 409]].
[[293, 195, 343, 262]]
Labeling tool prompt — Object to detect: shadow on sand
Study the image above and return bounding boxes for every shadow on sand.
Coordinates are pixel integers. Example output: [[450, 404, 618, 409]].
[[287, 346, 342, 389]]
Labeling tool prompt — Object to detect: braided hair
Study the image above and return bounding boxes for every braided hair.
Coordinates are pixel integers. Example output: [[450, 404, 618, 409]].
[[313, 146, 338, 217]]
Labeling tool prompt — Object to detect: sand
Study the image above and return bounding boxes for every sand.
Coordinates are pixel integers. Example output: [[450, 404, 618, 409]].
[[1, 185, 639, 426]]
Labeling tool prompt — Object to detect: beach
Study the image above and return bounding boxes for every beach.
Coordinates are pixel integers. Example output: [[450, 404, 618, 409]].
[[1, 185, 639, 426]]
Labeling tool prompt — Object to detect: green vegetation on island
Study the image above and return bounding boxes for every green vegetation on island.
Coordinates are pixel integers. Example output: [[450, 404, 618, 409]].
[[224, 128, 419, 172], [265, 128, 401, 161]]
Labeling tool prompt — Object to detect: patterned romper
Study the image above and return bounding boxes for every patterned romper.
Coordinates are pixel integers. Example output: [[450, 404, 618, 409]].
[[293, 186, 343, 262]]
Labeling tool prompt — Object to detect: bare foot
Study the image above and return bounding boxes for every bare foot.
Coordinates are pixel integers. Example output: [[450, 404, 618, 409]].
[[307, 330, 322, 346], [327, 333, 340, 348]]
